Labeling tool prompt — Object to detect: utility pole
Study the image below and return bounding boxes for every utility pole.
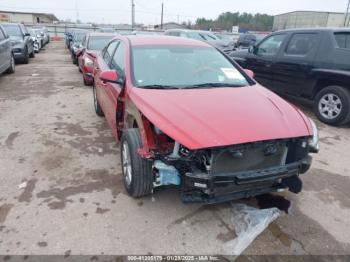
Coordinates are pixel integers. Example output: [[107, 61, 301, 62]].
[[131, 0, 135, 30], [75, 0, 80, 23], [161, 2, 164, 30], [345, 0, 350, 27]]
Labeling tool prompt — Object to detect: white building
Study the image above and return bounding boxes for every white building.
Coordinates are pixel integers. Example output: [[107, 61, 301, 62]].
[[0, 10, 59, 24], [273, 11, 349, 31]]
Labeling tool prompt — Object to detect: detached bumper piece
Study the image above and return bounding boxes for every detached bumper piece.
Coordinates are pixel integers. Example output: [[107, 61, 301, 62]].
[[181, 158, 311, 204]]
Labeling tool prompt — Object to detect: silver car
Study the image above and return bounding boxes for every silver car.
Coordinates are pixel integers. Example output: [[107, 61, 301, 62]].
[[0, 24, 15, 75], [28, 28, 41, 53], [165, 29, 235, 54]]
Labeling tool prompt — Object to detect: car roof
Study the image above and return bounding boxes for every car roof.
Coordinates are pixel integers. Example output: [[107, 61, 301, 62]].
[[274, 27, 350, 33], [87, 32, 119, 37], [1, 23, 21, 26], [166, 29, 215, 34], [125, 35, 211, 47]]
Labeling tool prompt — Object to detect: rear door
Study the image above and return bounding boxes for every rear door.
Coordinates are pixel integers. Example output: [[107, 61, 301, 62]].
[[244, 33, 287, 88], [272, 32, 321, 96]]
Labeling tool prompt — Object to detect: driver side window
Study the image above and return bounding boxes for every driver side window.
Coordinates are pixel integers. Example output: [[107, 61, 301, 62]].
[[103, 41, 118, 67], [257, 34, 286, 56]]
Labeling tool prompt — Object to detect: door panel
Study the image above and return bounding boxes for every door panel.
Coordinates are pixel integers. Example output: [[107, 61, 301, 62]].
[[103, 41, 126, 140], [272, 32, 321, 96], [244, 34, 287, 89], [95, 40, 120, 138]]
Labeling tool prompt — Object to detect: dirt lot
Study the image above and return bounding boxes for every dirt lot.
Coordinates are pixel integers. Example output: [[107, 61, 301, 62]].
[[0, 41, 350, 257]]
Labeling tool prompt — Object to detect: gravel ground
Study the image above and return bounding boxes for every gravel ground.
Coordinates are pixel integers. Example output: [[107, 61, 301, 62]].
[[0, 41, 350, 257]]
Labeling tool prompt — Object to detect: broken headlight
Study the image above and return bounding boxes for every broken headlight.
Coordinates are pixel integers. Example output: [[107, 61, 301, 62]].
[[308, 118, 319, 153]]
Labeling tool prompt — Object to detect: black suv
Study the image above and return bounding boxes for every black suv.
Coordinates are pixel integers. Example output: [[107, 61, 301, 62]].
[[230, 28, 350, 125]]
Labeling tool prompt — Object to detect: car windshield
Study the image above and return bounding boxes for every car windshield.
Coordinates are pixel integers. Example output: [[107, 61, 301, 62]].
[[74, 32, 86, 42], [28, 29, 35, 36], [201, 32, 219, 40], [187, 32, 205, 40], [132, 45, 249, 89], [88, 36, 114, 50], [255, 34, 266, 42], [216, 34, 232, 41], [2, 24, 22, 37]]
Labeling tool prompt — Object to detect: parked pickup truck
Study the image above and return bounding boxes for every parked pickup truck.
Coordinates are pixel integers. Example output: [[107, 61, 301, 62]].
[[230, 28, 350, 126]]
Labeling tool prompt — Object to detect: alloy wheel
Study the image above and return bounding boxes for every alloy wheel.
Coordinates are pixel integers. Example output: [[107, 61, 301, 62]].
[[93, 85, 98, 111], [122, 141, 132, 187], [11, 56, 15, 71], [318, 93, 342, 120]]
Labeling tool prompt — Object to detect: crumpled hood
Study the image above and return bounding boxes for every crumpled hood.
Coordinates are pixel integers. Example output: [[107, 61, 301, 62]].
[[129, 85, 312, 150]]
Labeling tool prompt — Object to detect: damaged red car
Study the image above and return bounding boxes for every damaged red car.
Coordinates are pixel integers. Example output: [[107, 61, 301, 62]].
[[77, 33, 119, 85], [92, 35, 319, 203]]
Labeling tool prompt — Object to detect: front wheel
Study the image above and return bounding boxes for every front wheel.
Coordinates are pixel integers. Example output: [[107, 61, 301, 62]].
[[314, 85, 350, 125], [6, 54, 15, 74], [29, 49, 35, 58], [23, 48, 29, 64], [121, 129, 153, 198]]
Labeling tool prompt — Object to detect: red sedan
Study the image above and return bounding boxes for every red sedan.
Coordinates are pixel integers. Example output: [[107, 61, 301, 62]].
[[77, 33, 119, 85], [93, 35, 319, 203]]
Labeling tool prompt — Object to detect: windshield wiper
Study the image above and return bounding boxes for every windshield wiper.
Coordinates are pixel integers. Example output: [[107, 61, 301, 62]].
[[138, 85, 179, 89], [181, 83, 245, 89]]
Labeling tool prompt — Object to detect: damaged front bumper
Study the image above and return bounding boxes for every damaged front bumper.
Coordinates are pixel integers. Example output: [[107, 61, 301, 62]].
[[181, 156, 312, 204]]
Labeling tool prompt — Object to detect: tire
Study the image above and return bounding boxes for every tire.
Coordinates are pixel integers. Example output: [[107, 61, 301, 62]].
[[29, 49, 35, 58], [6, 54, 15, 74], [83, 74, 92, 86], [314, 85, 350, 125], [22, 48, 29, 64], [121, 129, 153, 198], [72, 54, 77, 65], [93, 83, 104, 117]]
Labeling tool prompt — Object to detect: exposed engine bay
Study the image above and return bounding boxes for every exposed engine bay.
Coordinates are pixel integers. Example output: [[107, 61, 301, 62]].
[[150, 129, 314, 203]]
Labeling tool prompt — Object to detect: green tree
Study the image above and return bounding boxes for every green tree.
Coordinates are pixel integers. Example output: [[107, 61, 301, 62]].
[[195, 12, 273, 31]]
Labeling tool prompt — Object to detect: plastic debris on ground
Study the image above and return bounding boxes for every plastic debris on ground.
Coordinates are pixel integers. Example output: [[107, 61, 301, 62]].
[[18, 181, 28, 189], [222, 203, 282, 255]]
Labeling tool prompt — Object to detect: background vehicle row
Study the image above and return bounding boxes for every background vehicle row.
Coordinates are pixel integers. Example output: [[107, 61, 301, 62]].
[[230, 28, 350, 126], [0, 23, 49, 77]]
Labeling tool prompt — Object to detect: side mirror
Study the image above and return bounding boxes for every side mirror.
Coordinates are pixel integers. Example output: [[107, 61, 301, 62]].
[[24, 33, 31, 37], [244, 69, 255, 79], [100, 70, 123, 85]]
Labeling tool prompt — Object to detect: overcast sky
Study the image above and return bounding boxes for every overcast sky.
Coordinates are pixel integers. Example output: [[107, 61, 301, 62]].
[[0, 0, 349, 24]]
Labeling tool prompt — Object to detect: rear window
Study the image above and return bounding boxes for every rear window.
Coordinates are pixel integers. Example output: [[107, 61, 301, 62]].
[[87, 36, 114, 50], [334, 32, 350, 49], [2, 24, 22, 37], [286, 33, 317, 55]]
